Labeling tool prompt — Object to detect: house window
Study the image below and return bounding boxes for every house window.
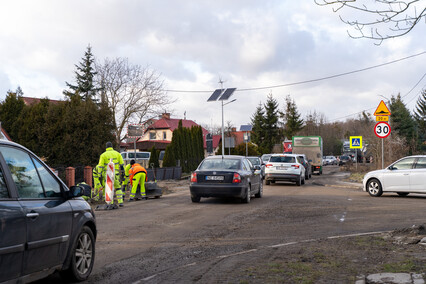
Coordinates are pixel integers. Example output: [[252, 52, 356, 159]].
[[149, 132, 156, 140], [163, 131, 167, 140]]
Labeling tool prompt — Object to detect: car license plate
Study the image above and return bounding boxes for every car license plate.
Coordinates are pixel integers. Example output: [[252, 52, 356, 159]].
[[277, 166, 288, 170], [206, 175, 224, 181]]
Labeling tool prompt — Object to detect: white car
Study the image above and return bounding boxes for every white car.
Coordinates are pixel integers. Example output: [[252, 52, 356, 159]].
[[363, 155, 426, 197], [264, 154, 306, 186]]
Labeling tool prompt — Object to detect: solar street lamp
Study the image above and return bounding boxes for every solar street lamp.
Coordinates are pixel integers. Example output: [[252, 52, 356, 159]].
[[208, 87, 237, 157]]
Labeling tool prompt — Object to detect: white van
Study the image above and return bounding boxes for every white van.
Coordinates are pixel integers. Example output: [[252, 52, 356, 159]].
[[121, 151, 150, 166]]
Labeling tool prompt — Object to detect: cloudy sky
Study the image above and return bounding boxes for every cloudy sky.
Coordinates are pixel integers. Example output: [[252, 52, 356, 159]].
[[0, 1, 424, 131]]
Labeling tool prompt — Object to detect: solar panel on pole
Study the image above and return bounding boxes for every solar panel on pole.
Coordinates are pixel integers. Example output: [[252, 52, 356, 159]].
[[218, 88, 236, 101], [207, 89, 223, 101]]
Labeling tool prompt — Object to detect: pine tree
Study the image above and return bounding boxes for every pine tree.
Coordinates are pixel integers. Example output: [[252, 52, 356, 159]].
[[282, 95, 304, 139], [413, 90, 426, 153], [64, 45, 100, 101], [251, 103, 266, 153], [0, 88, 26, 140], [149, 146, 160, 168], [263, 94, 280, 153], [390, 94, 416, 154], [162, 144, 176, 167]]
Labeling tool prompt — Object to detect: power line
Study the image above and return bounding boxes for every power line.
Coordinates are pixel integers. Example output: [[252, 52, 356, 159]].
[[329, 71, 426, 122], [164, 51, 426, 93]]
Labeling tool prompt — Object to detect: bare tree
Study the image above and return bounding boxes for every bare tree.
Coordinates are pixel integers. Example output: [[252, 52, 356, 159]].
[[95, 57, 173, 145], [315, 0, 426, 44]]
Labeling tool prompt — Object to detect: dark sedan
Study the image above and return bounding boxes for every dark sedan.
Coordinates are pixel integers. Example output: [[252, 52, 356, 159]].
[[0, 140, 96, 283], [189, 155, 263, 203]]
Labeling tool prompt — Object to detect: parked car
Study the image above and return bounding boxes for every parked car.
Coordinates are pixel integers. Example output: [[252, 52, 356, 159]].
[[324, 156, 338, 165], [261, 153, 272, 163], [339, 155, 352, 166], [363, 155, 426, 197], [247, 156, 265, 180], [189, 155, 263, 203], [264, 154, 306, 186], [295, 154, 312, 180], [0, 140, 97, 283]]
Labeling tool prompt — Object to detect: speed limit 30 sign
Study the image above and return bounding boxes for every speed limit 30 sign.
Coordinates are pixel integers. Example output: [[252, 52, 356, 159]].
[[374, 122, 391, 138]]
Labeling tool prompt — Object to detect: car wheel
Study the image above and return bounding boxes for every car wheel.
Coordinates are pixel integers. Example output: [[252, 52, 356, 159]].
[[191, 195, 201, 203], [242, 185, 251, 203], [265, 179, 270, 185], [301, 175, 305, 185], [397, 192, 409, 197], [255, 181, 263, 198], [367, 179, 383, 197], [61, 226, 95, 282], [296, 175, 301, 186]]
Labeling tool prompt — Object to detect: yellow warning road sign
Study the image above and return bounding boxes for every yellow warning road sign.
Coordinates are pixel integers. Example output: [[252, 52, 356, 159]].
[[374, 100, 391, 116], [376, 115, 389, 122]]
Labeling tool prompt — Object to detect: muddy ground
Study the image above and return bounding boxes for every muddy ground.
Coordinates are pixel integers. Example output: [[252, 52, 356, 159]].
[[43, 168, 426, 284]]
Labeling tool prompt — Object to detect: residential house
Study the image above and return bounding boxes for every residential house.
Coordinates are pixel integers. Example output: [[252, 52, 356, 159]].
[[123, 113, 221, 157]]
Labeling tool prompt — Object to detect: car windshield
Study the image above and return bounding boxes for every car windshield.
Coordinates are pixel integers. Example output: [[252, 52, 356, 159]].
[[270, 156, 295, 163], [199, 159, 241, 170], [247, 158, 260, 165]]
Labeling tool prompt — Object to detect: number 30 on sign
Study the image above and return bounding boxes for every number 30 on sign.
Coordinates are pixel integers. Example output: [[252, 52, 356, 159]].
[[374, 122, 391, 138]]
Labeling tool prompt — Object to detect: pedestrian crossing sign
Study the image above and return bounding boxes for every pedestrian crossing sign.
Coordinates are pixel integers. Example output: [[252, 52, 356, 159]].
[[349, 136, 362, 149]]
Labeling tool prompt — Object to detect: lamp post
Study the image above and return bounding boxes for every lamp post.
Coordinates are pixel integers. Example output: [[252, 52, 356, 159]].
[[221, 99, 236, 157]]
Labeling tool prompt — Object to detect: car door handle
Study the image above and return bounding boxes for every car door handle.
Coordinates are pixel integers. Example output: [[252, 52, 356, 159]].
[[26, 212, 39, 218]]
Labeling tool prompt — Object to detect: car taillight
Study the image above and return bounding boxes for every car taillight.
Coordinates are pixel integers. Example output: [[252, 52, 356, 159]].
[[232, 173, 241, 183], [190, 172, 197, 182], [265, 164, 273, 168], [291, 164, 300, 169]]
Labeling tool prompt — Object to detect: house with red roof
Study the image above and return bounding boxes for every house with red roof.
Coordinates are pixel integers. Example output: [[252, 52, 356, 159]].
[[124, 113, 221, 156]]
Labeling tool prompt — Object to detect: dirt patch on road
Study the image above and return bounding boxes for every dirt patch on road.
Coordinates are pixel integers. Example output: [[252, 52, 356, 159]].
[[234, 226, 426, 283]]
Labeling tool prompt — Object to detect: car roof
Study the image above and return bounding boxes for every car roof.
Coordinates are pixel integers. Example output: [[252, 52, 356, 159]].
[[204, 155, 245, 160], [271, 153, 298, 157]]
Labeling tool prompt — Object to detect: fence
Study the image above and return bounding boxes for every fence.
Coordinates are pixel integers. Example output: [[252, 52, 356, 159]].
[[59, 165, 182, 187]]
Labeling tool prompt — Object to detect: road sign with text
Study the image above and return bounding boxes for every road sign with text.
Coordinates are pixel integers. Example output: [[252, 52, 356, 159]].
[[374, 122, 391, 138]]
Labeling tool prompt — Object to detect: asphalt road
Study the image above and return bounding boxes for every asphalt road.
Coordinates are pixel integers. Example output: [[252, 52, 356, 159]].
[[44, 166, 426, 283]]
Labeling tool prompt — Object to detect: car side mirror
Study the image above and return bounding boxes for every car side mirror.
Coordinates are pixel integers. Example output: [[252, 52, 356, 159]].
[[68, 185, 84, 198], [254, 165, 261, 171], [388, 166, 395, 170]]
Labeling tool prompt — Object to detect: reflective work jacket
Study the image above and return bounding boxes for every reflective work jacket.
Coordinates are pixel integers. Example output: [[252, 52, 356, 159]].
[[93, 165, 104, 188], [98, 147, 124, 178], [129, 163, 148, 184], [122, 163, 132, 186]]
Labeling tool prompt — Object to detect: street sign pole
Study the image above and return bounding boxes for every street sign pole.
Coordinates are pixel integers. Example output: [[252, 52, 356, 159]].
[[373, 101, 391, 169], [382, 139, 384, 169]]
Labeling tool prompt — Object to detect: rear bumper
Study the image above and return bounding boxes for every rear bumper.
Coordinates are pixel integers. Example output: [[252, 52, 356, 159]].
[[265, 173, 299, 182], [190, 183, 246, 198]]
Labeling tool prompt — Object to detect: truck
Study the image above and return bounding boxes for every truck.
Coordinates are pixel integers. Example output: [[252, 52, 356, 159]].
[[292, 136, 323, 175]]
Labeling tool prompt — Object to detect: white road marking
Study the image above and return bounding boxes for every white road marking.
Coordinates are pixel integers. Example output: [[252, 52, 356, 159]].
[[134, 231, 390, 282]]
